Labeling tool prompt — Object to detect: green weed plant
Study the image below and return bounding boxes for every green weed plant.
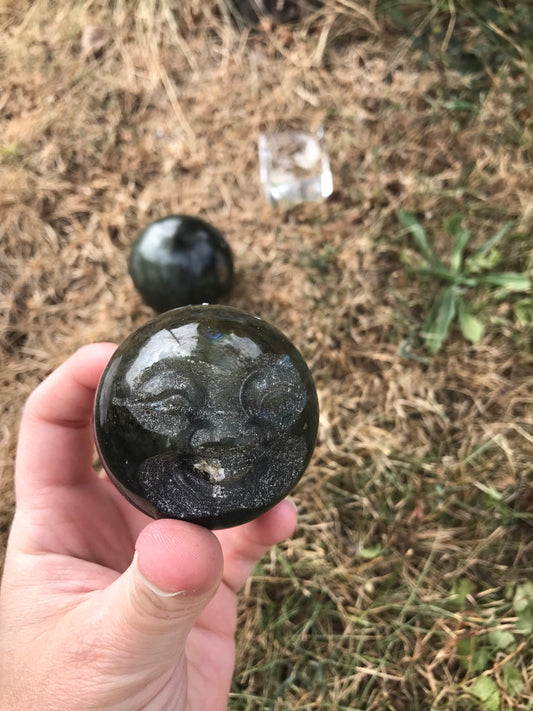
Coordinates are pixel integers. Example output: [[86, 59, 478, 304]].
[[451, 580, 533, 711], [398, 210, 531, 353]]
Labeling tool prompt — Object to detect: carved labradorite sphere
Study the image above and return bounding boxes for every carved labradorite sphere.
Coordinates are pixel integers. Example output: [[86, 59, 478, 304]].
[[128, 215, 234, 312], [94, 305, 319, 529]]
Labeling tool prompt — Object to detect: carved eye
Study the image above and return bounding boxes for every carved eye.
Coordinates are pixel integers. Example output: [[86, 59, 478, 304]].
[[240, 356, 307, 430], [137, 369, 205, 412], [118, 368, 206, 437]]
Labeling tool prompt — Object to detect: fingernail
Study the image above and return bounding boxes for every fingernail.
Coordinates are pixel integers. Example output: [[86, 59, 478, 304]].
[[132, 552, 187, 598], [286, 497, 298, 514]]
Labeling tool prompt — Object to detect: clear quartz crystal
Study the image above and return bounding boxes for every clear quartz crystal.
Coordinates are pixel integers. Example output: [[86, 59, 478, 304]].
[[258, 128, 333, 207]]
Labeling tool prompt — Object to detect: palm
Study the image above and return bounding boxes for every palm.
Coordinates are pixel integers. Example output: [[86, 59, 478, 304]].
[[20, 471, 241, 709]]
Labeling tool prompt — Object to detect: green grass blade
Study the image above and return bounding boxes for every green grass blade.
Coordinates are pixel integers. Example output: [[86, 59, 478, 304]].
[[475, 273, 531, 292], [422, 287, 457, 353], [458, 299, 484, 344], [445, 214, 464, 237], [398, 210, 442, 268], [512, 297, 533, 326], [451, 229, 472, 273], [469, 222, 513, 260], [411, 266, 456, 283]]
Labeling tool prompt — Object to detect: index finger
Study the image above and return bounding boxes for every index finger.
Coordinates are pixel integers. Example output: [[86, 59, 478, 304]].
[[216, 499, 298, 593], [15, 343, 117, 503]]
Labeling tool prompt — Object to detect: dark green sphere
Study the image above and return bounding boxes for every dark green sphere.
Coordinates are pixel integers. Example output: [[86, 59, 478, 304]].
[[128, 215, 234, 312], [94, 305, 319, 529]]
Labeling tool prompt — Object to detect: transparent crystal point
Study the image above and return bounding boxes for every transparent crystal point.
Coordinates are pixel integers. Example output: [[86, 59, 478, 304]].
[[258, 128, 333, 207]]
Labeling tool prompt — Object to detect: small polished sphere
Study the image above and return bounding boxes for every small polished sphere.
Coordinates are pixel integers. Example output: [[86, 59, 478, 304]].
[[128, 215, 234, 312], [94, 305, 319, 529]]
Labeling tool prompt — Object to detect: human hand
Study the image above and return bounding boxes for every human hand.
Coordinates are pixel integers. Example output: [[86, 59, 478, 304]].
[[0, 344, 297, 711]]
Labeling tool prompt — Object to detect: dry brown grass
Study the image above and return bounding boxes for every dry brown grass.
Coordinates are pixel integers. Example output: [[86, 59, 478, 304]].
[[1, 1, 532, 709]]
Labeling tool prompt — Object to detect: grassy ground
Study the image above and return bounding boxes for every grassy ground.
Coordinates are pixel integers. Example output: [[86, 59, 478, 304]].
[[1, 1, 532, 709]]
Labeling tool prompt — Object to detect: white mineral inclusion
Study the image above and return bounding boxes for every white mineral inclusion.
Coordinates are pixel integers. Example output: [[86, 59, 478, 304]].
[[211, 484, 223, 499], [194, 458, 227, 482]]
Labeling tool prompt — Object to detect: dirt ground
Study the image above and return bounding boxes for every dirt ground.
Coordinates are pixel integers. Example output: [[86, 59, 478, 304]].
[[1, 2, 532, 709]]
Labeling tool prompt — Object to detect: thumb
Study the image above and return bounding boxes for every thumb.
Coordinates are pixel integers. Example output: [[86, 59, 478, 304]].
[[97, 520, 223, 674]]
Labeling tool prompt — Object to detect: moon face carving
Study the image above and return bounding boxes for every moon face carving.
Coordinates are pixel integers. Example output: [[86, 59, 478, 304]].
[[94, 305, 319, 529]]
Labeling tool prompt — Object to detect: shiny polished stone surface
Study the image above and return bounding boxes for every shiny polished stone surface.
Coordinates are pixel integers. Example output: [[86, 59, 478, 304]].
[[128, 215, 234, 312], [94, 305, 319, 528]]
